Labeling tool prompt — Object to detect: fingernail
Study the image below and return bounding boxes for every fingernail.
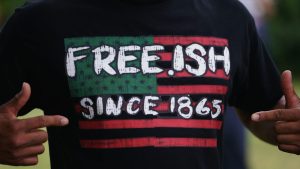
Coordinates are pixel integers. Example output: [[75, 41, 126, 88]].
[[60, 117, 69, 125], [251, 114, 260, 121], [22, 82, 28, 90]]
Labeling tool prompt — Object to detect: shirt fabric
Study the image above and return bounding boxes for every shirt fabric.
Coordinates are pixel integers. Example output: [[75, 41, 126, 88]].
[[0, 0, 283, 169]]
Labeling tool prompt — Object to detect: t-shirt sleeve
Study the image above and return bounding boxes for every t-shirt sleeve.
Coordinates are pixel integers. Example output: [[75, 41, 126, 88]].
[[229, 15, 283, 114], [0, 8, 39, 115]]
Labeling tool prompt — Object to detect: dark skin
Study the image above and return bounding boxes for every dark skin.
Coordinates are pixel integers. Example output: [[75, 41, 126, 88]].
[[0, 70, 299, 166], [0, 83, 68, 166], [239, 70, 300, 155]]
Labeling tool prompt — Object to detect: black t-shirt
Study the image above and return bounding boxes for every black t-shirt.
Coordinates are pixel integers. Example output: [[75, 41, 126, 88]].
[[0, 0, 283, 169]]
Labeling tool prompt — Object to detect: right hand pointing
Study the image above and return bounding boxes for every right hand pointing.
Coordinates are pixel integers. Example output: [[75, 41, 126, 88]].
[[0, 83, 69, 166]]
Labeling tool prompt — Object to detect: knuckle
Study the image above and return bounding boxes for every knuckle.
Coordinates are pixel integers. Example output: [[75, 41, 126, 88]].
[[37, 116, 47, 127], [275, 110, 284, 120], [8, 150, 19, 159], [274, 124, 281, 133], [9, 136, 22, 148], [5, 147, 20, 159], [52, 116, 61, 125], [6, 121, 19, 133], [276, 135, 281, 143]]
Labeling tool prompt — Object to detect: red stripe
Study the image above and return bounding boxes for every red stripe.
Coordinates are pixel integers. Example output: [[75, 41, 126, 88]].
[[157, 85, 228, 95], [158, 52, 173, 61], [154, 36, 228, 46], [153, 102, 200, 111], [153, 102, 170, 111], [205, 70, 230, 80], [80, 138, 217, 149], [156, 69, 229, 79], [79, 119, 222, 130], [156, 138, 217, 147]]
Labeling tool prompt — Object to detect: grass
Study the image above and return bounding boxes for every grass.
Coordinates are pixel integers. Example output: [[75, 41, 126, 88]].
[[247, 131, 300, 169], [1, 80, 300, 169]]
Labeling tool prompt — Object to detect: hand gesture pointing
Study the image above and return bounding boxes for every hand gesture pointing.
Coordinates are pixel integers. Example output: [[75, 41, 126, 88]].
[[252, 70, 300, 155], [0, 83, 69, 166]]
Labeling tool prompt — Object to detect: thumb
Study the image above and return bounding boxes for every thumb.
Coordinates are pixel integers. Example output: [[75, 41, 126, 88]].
[[281, 70, 300, 108], [4, 82, 31, 117]]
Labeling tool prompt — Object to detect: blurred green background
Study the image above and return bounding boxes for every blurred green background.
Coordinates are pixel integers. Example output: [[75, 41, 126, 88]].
[[270, 0, 300, 75], [0, 0, 300, 169]]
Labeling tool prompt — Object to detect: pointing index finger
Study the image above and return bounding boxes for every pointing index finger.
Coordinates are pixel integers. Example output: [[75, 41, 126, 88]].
[[252, 109, 300, 122], [19, 115, 69, 131]]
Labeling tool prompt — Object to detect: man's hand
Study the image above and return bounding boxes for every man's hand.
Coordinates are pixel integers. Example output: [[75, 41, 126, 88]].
[[252, 70, 300, 155], [0, 83, 69, 166]]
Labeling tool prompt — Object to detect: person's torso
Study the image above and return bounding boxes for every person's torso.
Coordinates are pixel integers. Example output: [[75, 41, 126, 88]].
[[18, 0, 250, 168]]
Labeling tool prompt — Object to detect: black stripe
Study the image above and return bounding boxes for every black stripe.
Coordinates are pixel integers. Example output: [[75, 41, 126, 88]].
[[78, 112, 223, 121], [156, 61, 198, 69], [79, 128, 218, 139], [157, 77, 228, 85], [162, 45, 174, 52]]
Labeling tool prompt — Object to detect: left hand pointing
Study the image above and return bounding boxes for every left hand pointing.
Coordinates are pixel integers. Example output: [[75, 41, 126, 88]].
[[251, 70, 300, 155]]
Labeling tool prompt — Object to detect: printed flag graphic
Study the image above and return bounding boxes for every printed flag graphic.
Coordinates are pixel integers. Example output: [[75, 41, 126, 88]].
[[65, 36, 230, 149]]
